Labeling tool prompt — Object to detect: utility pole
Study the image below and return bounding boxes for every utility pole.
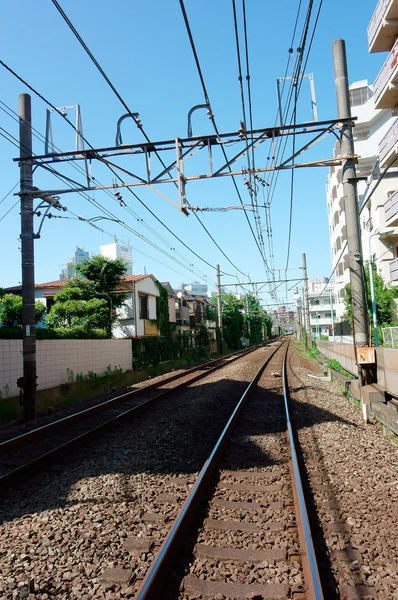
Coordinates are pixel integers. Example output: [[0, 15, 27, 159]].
[[19, 93, 37, 420], [332, 39, 369, 382], [216, 264, 223, 354], [302, 253, 310, 346]]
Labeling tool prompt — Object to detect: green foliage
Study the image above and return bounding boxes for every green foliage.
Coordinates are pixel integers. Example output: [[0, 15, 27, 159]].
[[47, 289, 109, 330], [0, 293, 46, 327], [221, 294, 244, 350], [75, 254, 127, 309], [326, 358, 349, 375], [47, 255, 128, 336], [343, 264, 398, 337], [0, 327, 107, 339], [205, 304, 218, 322], [132, 336, 180, 369], [320, 334, 328, 340], [155, 282, 170, 337]]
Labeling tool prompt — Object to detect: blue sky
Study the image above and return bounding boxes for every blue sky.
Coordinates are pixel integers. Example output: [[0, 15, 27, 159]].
[[0, 0, 384, 308]]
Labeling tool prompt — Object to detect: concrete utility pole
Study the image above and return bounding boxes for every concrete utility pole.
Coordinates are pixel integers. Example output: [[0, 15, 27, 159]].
[[216, 264, 223, 354], [302, 253, 310, 344], [332, 40, 369, 369], [19, 93, 37, 421]]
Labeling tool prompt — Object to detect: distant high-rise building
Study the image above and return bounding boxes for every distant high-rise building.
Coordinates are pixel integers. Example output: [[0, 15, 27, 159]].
[[59, 246, 90, 280], [100, 241, 133, 275], [183, 282, 208, 296]]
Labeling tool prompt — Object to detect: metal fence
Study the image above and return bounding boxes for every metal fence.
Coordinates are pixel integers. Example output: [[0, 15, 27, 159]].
[[382, 326, 398, 348]]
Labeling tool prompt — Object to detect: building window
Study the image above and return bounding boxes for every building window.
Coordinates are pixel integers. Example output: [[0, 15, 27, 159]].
[[182, 299, 187, 307], [46, 297, 55, 313], [349, 86, 369, 107], [139, 295, 148, 319]]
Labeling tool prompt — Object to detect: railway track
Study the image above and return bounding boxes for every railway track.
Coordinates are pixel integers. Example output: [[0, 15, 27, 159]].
[[133, 340, 324, 600], [0, 342, 268, 490]]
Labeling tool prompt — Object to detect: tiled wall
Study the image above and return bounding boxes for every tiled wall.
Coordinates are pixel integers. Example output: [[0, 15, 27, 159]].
[[0, 339, 133, 397]]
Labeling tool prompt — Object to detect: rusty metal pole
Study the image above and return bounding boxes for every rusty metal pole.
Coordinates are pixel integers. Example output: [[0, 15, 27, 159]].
[[19, 93, 37, 421], [216, 264, 223, 354], [333, 39, 369, 386]]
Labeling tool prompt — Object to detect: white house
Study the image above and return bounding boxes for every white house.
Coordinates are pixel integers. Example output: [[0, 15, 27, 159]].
[[5, 274, 160, 339]]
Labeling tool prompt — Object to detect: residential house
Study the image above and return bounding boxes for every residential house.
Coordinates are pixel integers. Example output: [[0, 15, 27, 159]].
[[173, 289, 191, 332], [5, 274, 160, 339], [161, 282, 177, 325]]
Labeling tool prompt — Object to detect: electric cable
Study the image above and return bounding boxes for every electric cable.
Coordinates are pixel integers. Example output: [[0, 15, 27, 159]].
[[0, 119, 216, 286], [50, 0, 247, 277], [0, 60, 236, 277], [178, 0, 273, 276]]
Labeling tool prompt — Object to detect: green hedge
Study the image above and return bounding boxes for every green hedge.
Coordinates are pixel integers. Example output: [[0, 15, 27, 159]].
[[132, 336, 180, 370], [0, 327, 108, 339]]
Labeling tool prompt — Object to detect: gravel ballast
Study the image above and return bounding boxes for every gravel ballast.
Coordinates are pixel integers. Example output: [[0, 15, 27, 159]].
[[0, 345, 276, 599]]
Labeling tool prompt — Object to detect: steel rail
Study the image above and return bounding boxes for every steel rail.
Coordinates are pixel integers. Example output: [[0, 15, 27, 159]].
[[0, 343, 270, 490], [0, 343, 265, 454], [135, 340, 286, 600], [282, 344, 324, 600]]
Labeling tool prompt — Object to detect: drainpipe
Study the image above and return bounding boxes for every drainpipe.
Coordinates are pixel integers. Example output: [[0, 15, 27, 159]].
[[133, 281, 138, 338]]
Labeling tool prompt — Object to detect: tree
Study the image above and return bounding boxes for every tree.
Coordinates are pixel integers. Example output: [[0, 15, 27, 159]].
[[221, 294, 244, 350], [343, 263, 398, 335], [47, 255, 128, 336], [76, 254, 127, 310], [46, 287, 109, 330], [155, 282, 170, 337], [0, 294, 46, 328]]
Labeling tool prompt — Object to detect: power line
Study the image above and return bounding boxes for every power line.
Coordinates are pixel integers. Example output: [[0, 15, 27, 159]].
[[0, 182, 19, 206], [50, 1, 246, 277], [0, 198, 19, 222], [0, 116, 216, 286], [0, 61, 233, 278], [178, 0, 273, 277]]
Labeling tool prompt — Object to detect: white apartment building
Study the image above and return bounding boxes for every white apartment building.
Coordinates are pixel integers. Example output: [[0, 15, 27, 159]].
[[307, 278, 336, 339], [326, 79, 398, 322], [100, 241, 133, 275]]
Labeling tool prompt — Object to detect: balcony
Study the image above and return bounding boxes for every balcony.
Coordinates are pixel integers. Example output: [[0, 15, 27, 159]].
[[390, 257, 398, 280], [379, 117, 398, 166], [385, 189, 398, 225], [373, 38, 398, 109], [368, 0, 398, 53], [143, 320, 159, 336]]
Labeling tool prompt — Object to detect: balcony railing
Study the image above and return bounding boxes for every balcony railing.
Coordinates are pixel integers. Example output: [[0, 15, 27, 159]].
[[385, 189, 398, 225], [379, 117, 398, 166], [390, 257, 398, 280], [368, 0, 398, 53], [373, 37, 398, 109]]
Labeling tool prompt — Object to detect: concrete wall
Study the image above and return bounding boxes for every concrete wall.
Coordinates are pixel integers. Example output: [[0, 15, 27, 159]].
[[317, 341, 358, 376], [375, 346, 398, 397], [318, 340, 398, 399], [0, 339, 133, 398]]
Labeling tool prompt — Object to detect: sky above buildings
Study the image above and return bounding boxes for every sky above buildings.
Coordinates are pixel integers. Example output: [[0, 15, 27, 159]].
[[0, 0, 384, 308]]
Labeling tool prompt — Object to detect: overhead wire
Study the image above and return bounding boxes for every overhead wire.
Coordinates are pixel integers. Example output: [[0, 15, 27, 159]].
[[0, 65, 228, 280], [0, 116, 216, 286], [178, 0, 273, 278], [50, 0, 247, 278]]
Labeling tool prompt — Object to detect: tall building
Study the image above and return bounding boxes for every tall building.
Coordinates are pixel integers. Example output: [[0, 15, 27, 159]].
[[59, 246, 90, 280], [367, 0, 398, 283], [100, 241, 133, 275], [182, 282, 209, 297], [307, 278, 336, 339], [326, 78, 398, 321]]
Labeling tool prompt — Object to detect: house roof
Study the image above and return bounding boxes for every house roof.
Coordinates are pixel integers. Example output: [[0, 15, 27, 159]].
[[160, 282, 177, 297], [5, 274, 153, 293]]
